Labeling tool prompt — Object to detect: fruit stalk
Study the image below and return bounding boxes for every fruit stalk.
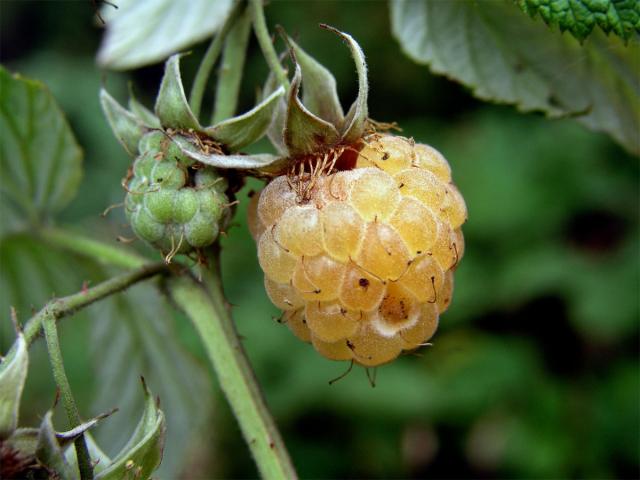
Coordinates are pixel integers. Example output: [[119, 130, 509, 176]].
[[250, 0, 290, 90], [23, 261, 168, 346], [189, 0, 245, 120], [168, 252, 297, 480]]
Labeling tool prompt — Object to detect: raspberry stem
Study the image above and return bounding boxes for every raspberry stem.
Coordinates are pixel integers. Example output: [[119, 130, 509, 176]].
[[250, 0, 290, 90], [189, 0, 245, 120], [168, 250, 297, 479], [212, 5, 252, 124]]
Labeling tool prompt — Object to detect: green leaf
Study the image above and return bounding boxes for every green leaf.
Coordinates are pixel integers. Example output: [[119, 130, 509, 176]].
[[0, 66, 83, 230], [206, 86, 285, 151], [36, 411, 77, 480], [285, 64, 341, 156], [0, 334, 28, 439], [97, 0, 234, 70], [94, 379, 165, 480], [100, 89, 146, 157], [155, 55, 201, 131], [289, 38, 344, 127], [516, 0, 640, 42], [90, 283, 211, 479], [390, 0, 640, 155]]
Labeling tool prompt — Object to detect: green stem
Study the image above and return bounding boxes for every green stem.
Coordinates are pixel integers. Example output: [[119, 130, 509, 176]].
[[211, 5, 252, 124], [23, 262, 168, 347], [189, 0, 245, 121], [39, 227, 148, 269], [168, 261, 297, 480], [250, 0, 290, 90], [43, 313, 94, 480]]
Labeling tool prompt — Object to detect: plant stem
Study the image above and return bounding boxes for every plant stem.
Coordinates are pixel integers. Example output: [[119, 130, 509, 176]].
[[42, 313, 94, 480], [39, 227, 148, 269], [168, 261, 297, 480], [250, 0, 290, 90], [211, 6, 252, 124], [23, 262, 168, 347], [190, 0, 245, 121]]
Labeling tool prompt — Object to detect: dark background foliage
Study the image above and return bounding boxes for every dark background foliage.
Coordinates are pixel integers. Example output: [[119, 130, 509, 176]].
[[1, 1, 638, 478]]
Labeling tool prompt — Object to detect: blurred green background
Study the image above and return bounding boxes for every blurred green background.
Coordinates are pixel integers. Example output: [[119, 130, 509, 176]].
[[1, 1, 638, 479]]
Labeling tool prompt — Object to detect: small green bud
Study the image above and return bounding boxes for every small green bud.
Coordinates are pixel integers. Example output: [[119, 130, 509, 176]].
[[197, 189, 223, 221], [173, 189, 199, 223], [132, 208, 165, 243], [138, 131, 165, 154], [185, 212, 219, 248], [195, 168, 227, 192], [144, 190, 176, 224], [150, 161, 185, 189]]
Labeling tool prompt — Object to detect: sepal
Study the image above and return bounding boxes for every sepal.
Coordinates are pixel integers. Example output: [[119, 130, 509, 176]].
[[0, 333, 28, 439], [94, 378, 165, 480], [284, 63, 340, 156], [155, 54, 201, 131], [128, 84, 161, 128], [100, 89, 146, 157], [206, 86, 285, 150], [289, 38, 344, 127]]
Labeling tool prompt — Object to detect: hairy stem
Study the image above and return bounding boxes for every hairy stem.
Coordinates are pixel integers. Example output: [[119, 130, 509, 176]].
[[43, 314, 94, 480], [168, 258, 297, 479], [250, 0, 290, 90], [212, 5, 252, 124], [39, 227, 148, 269], [23, 262, 168, 346], [190, 0, 245, 121]]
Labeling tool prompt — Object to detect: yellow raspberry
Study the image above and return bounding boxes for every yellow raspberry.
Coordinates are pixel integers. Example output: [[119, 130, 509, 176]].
[[249, 133, 466, 366]]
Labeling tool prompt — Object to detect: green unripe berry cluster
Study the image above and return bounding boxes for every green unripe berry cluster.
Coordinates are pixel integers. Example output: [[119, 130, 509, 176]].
[[125, 131, 230, 255]]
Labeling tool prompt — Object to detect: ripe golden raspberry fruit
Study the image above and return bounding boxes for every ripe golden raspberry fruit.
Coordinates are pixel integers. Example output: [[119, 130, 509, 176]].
[[249, 133, 466, 366]]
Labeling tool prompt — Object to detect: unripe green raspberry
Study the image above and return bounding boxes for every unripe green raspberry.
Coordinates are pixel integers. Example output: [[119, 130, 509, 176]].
[[249, 133, 466, 366], [124, 132, 230, 257]]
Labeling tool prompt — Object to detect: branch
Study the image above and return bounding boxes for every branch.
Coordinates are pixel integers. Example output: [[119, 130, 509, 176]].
[[23, 262, 169, 347], [167, 261, 297, 479], [43, 313, 94, 480], [39, 227, 149, 269]]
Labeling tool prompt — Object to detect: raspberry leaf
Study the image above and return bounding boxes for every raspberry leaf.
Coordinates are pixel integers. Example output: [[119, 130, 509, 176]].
[[97, 0, 234, 70], [100, 89, 146, 157], [516, 0, 640, 42], [0, 334, 28, 439], [289, 38, 344, 127], [284, 63, 341, 155], [206, 86, 285, 150], [155, 55, 201, 131], [0, 67, 83, 232], [94, 379, 165, 480], [391, 0, 640, 155]]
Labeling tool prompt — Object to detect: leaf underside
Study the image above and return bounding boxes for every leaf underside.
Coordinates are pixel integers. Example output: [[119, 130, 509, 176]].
[[97, 0, 234, 70], [516, 0, 640, 42], [390, 0, 640, 155]]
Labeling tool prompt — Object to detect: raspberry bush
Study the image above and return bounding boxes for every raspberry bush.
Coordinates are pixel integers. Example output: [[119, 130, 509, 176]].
[[2, 0, 636, 479]]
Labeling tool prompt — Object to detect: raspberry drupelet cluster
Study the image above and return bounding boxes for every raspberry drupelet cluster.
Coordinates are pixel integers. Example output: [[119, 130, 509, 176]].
[[248, 133, 466, 366]]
